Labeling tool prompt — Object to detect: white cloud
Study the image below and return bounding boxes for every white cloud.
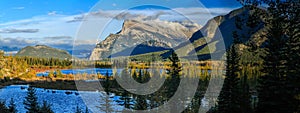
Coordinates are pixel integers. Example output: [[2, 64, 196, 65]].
[[0, 37, 37, 47], [0, 7, 236, 50], [43, 36, 72, 40], [48, 11, 57, 16], [0, 28, 39, 33], [67, 7, 235, 25]]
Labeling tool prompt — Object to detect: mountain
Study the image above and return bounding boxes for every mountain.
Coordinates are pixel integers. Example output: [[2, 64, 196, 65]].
[[169, 6, 266, 60], [90, 7, 267, 61], [0, 46, 20, 52], [89, 19, 201, 60], [109, 40, 171, 57], [16, 45, 72, 59]]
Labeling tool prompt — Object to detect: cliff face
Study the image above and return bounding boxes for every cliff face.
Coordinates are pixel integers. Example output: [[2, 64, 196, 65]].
[[89, 19, 201, 60], [172, 7, 267, 60]]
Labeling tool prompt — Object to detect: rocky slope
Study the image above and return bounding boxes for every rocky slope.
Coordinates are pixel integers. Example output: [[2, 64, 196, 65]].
[[170, 6, 267, 60], [89, 19, 201, 60], [16, 45, 72, 59]]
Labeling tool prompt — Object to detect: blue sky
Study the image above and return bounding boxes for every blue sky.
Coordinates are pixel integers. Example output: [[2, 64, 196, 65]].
[[0, 0, 241, 51], [0, 0, 241, 23]]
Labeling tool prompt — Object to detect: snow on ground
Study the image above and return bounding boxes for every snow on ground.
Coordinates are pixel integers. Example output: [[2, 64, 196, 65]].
[[0, 85, 123, 113]]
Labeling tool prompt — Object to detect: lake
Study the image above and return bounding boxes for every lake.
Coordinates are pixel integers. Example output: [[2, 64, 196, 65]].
[[36, 68, 167, 77], [36, 68, 120, 77]]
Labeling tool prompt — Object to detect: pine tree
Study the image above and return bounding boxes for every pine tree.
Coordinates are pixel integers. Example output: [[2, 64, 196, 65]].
[[0, 100, 8, 113], [98, 75, 115, 113], [118, 90, 133, 109], [217, 32, 241, 113], [166, 52, 181, 97], [166, 52, 181, 113], [142, 70, 151, 83], [132, 69, 138, 82], [236, 1, 300, 112], [75, 105, 82, 113], [85, 106, 89, 113], [8, 98, 17, 113], [137, 69, 143, 83], [23, 87, 40, 113], [134, 95, 148, 110], [39, 101, 54, 113], [104, 71, 110, 94], [98, 94, 114, 113], [134, 69, 148, 110], [239, 67, 252, 113], [255, 1, 298, 113], [285, 1, 300, 112]]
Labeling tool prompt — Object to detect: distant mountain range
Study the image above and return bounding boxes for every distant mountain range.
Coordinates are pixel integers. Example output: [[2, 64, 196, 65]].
[[0, 46, 20, 52], [90, 6, 266, 60], [7, 7, 266, 61], [15, 45, 72, 59]]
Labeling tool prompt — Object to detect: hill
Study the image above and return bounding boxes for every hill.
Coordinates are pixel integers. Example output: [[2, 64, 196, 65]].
[[16, 45, 72, 59]]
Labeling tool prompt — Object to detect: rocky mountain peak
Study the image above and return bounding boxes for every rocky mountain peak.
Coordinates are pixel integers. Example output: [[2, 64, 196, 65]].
[[89, 19, 201, 60]]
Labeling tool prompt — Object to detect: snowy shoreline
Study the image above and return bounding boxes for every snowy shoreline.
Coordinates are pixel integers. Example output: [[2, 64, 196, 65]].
[[0, 85, 123, 113]]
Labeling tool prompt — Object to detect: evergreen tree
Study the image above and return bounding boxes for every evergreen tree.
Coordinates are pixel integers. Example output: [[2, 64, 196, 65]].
[[166, 52, 182, 113], [236, 1, 300, 112], [118, 90, 134, 109], [0, 100, 8, 113], [239, 67, 252, 113], [23, 87, 40, 113], [98, 94, 114, 113], [85, 106, 89, 113], [217, 32, 241, 113], [142, 70, 151, 83], [39, 101, 54, 113], [99, 74, 115, 113], [254, 1, 298, 113], [75, 105, 82, 113], [132, 69, 138, 82], [166, 52, 181, 97], [8, 98, 17, 113], [134, 95, 148, 110], [285, 1, 300, 112], [104, 71, 110, 94], [137, 69, 143, 83]]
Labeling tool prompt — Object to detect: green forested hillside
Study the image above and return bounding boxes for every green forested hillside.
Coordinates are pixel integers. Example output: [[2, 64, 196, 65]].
[[16, 45, 72, 59]]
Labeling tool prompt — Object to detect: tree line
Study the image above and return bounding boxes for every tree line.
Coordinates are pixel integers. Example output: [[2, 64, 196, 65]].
[[212, 1, 300, 113], [0, 86, 91, 113]]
